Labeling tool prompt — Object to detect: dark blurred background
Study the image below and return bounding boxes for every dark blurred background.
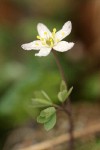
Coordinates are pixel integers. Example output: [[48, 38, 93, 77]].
[[0, 0, 100, 150]]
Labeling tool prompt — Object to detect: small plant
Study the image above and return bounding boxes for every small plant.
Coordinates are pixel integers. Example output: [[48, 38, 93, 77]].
[[21, 21, 74, 150], [31, 81, 73, 131]]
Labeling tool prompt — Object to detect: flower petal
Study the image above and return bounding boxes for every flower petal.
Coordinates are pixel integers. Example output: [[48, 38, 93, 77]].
[[53, 41, 74, 52], [21, 40, 43, 50], [35, 47, 51, 57], [55, 21, 72, 41], [37, 23, 52, 38]]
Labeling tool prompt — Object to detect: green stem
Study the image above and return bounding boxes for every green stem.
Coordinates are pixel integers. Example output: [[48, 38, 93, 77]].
[[52, 50, 74, 150]]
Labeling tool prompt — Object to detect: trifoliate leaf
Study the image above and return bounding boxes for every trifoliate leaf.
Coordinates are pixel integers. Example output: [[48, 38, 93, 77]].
[[32, 98, 52, 108], [60, 80, 67, 92], [44, 113, 56, 131], [37, 107, 56, 130]]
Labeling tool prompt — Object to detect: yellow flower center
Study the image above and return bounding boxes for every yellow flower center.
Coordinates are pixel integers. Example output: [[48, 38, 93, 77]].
[[46, 38, 54, 47], [36, 28, 57, 47]]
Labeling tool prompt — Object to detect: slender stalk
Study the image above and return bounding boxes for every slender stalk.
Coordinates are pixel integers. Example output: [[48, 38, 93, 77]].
[[52, 50, 74, 150], [52, 50, 66, 82]]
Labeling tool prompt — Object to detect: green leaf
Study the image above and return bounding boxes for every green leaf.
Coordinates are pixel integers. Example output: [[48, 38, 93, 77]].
[[37, 115, 50, 123], [58, 87, 73, 102], [37, 107, 56, 130], [34, 91, 52, 102], [67, 86, 73, 98], [58, 90, 68, 102], [40, 107, 56, 118], [60, 80, 67, 92], [44, 113, 56, 131], [32, 98, 52, 108], [41, 91, 52, 102]]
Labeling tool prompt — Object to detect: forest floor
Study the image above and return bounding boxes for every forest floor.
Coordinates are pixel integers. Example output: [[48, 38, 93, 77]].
[[3, 102, 100, 150]]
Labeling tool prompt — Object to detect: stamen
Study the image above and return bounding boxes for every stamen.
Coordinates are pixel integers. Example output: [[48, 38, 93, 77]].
[[37, 35, 41, 39], [53, 28, 56, 33], [42, 42, 46, 45], [41, 38, 44, 41], [52, 28, 57, 38], [50, 38, 53, 42]]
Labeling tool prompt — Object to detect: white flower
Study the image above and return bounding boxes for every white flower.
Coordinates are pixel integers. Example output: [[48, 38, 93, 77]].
[[21, 21, 74, 57]]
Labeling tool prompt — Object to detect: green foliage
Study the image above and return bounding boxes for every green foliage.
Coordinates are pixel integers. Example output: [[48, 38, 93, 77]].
[[41, 91, 52, 102], [66, 86, 73, 98], [58, 80, 73, 102], [32, 90, 53, 108], [34, 81, 73, 131], [58, 90, 68, 102], [60, 80, 67, 91], [37, 107, 56, 131], [34, 90, 52, 102], [33, 91, 57, 130], [44, 113, 56, 131], [32, 98, 52, 108]]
